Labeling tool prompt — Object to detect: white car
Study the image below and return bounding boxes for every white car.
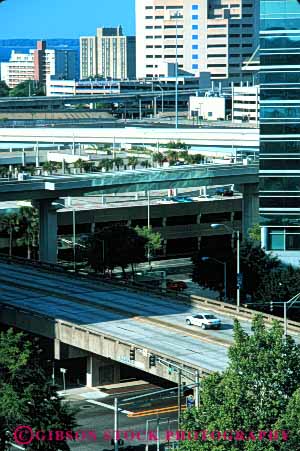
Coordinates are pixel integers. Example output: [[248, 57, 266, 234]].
[[186, 313, 221, 330]]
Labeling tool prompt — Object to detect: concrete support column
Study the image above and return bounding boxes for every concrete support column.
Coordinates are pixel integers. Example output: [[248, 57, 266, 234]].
[[239, 183, 259, 238], [261, 226, 268, 250], [86, 355, 101, 387], [36, 199, 58, 264], [35, 143, 39, 168], [91, 222, 96, 233], [86, 355, 120, 388]]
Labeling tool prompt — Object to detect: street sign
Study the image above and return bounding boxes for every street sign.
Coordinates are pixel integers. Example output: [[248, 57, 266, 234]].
[[237, 273, 243, 289], [60, 368, 67, 374], [186, 395, 195, 409]]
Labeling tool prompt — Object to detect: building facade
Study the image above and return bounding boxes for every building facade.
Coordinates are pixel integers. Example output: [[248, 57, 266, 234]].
[[233, 85, 259, 124], [80, 27, 136, 80], [135, 0, 259, 84], [80, 36, 98, 80], [1, 41, 76, 88], [260, 0, 300, 265]]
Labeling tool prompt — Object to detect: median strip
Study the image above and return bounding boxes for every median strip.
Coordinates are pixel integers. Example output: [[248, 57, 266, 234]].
[[128, 405, 186, 418]]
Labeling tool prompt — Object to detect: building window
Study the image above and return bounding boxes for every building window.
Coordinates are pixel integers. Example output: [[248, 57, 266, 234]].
[[192, 14, 198, 20], [192, 44, 198, 50], [192, 24, 198, 30], [268, 229, 284, 250], [192, 54, 198, 59], [192, 63, 198, 69], [192, 5, 199, 10], [192, 35, 198, 40]]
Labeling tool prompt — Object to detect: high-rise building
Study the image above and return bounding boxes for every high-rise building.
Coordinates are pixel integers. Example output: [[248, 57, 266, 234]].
[[260, 0, 300, 265], [80, 36, 98, 80], [0, 41, 76, 88], [135, 0, 259, 83], [79, 27, 136, 80]]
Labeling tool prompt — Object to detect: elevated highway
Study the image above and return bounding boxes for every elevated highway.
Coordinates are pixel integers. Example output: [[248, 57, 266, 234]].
[[0, 126, 259, 150], [0, 259, 231, 387], [0, 163, 259, 263], [0, 89, 195, 110]]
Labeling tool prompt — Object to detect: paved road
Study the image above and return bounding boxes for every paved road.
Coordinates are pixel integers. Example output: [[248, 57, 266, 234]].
[[1, 260, 294, 376]]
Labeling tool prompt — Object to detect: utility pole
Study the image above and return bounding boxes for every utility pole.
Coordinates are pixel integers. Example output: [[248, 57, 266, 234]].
[[177, 368, 182, 427]]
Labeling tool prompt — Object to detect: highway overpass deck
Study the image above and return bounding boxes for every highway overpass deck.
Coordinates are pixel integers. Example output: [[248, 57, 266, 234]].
[[0, 163, 258, 201], [0, 126, 259, 149], [0, 260, 230, 382], [0, 163, 259, 263]]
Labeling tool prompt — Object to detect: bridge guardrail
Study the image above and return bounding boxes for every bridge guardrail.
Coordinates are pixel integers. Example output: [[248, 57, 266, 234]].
[[0, 253, 299, 333]]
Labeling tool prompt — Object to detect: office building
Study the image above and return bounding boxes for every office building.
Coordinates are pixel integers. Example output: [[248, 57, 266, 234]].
[[260, 0, 300, 265], [0, 41, 76, 88], [80, 27, 136, 80], [233, 85, 259, 124], [135, 0, 259, 84], [80, 36, 98, 80]]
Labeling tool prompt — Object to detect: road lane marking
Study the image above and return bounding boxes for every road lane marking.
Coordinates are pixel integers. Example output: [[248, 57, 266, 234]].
[[87, 399, 132, 414]]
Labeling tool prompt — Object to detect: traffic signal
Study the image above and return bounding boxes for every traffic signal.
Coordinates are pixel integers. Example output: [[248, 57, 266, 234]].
[[149, 354, 156, 367], [270, 301, 273, 312], [182, 385, 194, 397], [130, 348, 135, 361]]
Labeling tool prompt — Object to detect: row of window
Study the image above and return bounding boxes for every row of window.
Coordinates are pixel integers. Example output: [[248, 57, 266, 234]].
[[268, 228, 300, 251]]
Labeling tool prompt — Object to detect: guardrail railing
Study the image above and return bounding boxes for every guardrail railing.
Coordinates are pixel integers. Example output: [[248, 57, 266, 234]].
[[0, 253, 299, 333]]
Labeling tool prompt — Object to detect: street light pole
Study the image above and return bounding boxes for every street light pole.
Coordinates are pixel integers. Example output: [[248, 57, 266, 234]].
[[177, 368, 182, 427], [236, 230, 240, 309], [72, 208, 76, 272], [211, 224, 240, 307], [172, 11, 180, 129], [114, 397, 119, 451]]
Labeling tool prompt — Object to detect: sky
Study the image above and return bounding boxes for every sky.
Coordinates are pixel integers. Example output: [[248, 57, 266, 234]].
[[0, 0, 135, 39]]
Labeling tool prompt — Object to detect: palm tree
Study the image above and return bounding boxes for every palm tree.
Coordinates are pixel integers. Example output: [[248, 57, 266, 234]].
[[152, 152, 165, 167], [128, 157, 139, 169], [0, 213, 20, 257], [42, 161, 56, 174], [141, 160, 150, 169], [74, 159, 86, 173], [166, 150, 178, 165], [17, 207, 39, 260], [113, 158, 124, 171]]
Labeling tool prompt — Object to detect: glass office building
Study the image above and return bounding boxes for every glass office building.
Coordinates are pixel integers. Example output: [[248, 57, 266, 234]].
[[260, 0, 300, 264]]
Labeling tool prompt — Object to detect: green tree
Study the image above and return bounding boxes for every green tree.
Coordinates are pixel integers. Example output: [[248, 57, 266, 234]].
[[166, 140, 190, 150], [128, 157, 138, 169], [0, 328, 77, 451], [180, 316, 300, 451], [0, 213, 20, 257], [85, 225, 147, 277], [9, 80, 45, 97], [135, 226, 162, 261], [192, 240, 280, 303], [42, 161, 56, 174], [0, 81, 9, 97], [152, 152, 165, 167], [17, 207, 39, 260], [141, 160, 150, 169], [249, 223, 261, 243], [113, 157, 124, 170], [166, 150, 178, 165], [275, 388, 300, 450]]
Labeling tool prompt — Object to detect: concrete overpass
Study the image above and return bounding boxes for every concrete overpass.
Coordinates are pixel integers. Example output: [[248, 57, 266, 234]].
[[0, 89, 195, 110], [0, 259, 233, 387], [0, 126, 259, 150], [0, 163, 259, 263]]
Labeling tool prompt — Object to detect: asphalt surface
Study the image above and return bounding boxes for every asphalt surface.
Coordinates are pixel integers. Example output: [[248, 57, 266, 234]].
[[67, 389, 179, 451], [1, 260, 297, 376]]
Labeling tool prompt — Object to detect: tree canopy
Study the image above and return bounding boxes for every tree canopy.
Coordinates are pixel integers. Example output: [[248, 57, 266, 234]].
[[192, 239, 300, 308], [180, 316, 300, 451], [84, 224, 148, 276], [0, 328, 77, 451], [0, 81, 9, 97]]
